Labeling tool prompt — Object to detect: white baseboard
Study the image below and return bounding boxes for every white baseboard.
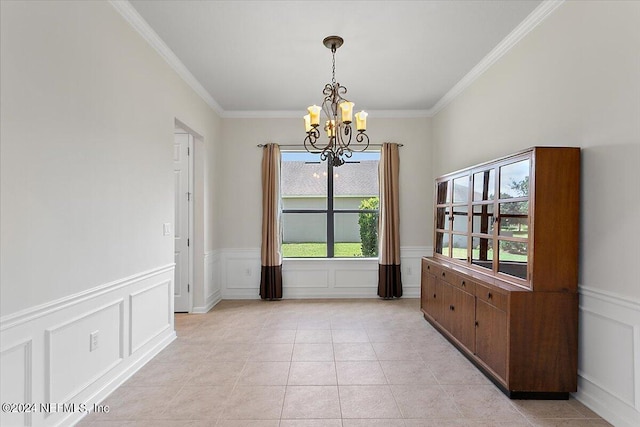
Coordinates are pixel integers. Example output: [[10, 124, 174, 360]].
[[573, 286, 640, 427], [192, 289, 222, 313], [0, 265, 176, 427]]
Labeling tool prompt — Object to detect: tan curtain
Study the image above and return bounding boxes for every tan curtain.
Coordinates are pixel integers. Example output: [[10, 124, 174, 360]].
[[378, 143, 402, 298], [260, 143, 283, 299]]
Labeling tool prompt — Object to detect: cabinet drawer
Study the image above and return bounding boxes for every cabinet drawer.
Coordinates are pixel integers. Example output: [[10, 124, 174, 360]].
[[456, 276, 476, 295], [439, 268, 457, 285], [423, 261, 441, 278], [476, 283, 507, 311]]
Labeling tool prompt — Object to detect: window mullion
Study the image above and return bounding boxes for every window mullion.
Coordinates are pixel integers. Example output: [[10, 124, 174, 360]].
[[327, 157, 334, 257]]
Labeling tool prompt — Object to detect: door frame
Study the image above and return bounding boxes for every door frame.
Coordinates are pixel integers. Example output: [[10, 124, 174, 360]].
[[174, 126, 194, 313]]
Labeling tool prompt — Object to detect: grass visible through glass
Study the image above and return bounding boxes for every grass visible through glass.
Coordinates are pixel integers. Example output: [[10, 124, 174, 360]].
[[283, 243, 369, 258], [452, 247, 527, 262]]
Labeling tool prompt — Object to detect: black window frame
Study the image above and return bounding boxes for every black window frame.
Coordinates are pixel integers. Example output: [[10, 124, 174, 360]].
[[281, 153, 380, 258]]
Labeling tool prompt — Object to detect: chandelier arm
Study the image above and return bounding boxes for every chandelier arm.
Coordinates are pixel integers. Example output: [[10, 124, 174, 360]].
[[336, 84, 348, 103], [304, 127, 323, 151], [322, 83, 334, 97], [354, 131, 370, 151], [337, 123, 352, 151]]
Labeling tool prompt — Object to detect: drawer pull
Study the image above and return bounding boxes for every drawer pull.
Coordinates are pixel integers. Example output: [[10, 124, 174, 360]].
[[461, 281, 466, 287], [475, 321, 479, 327], [442, 272, 446, 277], [427, 265, 430, 270], [487, 292, 493, 300], [450, 305, 455, 311], [433, 293, 436, 299]]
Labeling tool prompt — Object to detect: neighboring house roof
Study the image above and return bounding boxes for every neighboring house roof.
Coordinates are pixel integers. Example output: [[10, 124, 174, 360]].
[[282, 160, 379, 197]]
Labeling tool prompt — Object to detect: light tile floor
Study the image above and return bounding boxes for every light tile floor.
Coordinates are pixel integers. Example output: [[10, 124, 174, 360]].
[[79, 298, 610, 426]]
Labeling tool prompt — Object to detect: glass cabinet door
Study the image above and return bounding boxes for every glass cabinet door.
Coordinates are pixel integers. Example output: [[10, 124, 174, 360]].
[[451, 175, 469, 259], [471, 236, 493, 269], [435, 175, 469, 259], [437, 181, 449, 205], [435, 179, 451, 257], [470, 169, 495, 272], [499, 159, 529, 198], [496, 158, 530, 280], [453, 176, 469, 203], [472, 203, 494, 235], [473, 169, 495, 201]]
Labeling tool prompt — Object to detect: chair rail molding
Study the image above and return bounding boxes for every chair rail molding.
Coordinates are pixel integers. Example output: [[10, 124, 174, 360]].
[[0, 264, 175, 331]]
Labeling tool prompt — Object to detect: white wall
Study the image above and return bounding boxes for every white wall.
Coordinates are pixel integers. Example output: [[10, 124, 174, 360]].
[[219, 117, 432, 298], [0, 1, 221, 425], [431, 1, 640, 426]]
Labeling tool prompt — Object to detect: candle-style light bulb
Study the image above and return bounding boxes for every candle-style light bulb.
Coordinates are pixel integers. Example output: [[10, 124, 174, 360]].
[[339, 102, 354, 124], [355, 111, 368, 131], [303, 114, 311, 133], [308, 105, 321, 126]]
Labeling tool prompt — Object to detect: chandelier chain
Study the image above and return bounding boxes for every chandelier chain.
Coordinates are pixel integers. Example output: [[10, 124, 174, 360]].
[[331, 47, 336, 85]]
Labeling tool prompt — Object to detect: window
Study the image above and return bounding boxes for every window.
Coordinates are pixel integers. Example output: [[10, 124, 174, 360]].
[[281, 151, 380, 258]]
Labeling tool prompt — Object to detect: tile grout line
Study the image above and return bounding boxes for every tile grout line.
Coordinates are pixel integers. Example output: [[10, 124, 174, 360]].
[[331, 322, 345, 425]]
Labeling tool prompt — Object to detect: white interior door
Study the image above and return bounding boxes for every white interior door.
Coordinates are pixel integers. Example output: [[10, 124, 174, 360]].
[[174, 132, 191, 312]]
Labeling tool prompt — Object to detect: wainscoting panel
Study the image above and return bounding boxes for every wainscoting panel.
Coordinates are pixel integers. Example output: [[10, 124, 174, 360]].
[[221, 247, 431, 299], [575, 286, 640, 427], [129, 280, 172, 355], [334, 267, 378, 288], [284, 269, 330, 288], [0, 339, 32, 427], [0, 265, 176, 427], [224, 249, 262, 290], [193, 250, 222, 313], [46, 300, 124, 406], [399, 246, 432, 297]]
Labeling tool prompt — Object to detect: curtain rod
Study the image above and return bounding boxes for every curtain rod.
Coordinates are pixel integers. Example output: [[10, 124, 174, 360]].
[[257, 143, 403, 148]]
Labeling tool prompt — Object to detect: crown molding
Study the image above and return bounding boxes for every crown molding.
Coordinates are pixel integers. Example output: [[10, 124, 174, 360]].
[[109, 0, 563, 120], [222, 109, 434, 119], [108, 0, 224, 116], [429, 0, 565, 116]]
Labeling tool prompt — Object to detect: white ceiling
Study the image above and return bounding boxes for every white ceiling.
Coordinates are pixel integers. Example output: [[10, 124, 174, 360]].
[[128, 0, 543, 115]]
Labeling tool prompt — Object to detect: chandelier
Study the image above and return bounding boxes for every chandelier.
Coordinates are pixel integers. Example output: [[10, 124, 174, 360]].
[[303, 36, 369, 167]]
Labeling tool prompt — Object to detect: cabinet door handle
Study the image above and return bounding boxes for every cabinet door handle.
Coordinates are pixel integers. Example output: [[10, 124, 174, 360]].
[[433, 294, 436, 299], [442, 272, 446, 277], [427, 265, 430, 270], [461, 281, 466, 287], [475, 321, 479, 327], [487, 292, 493, 300], [450, 305, 455, 311]]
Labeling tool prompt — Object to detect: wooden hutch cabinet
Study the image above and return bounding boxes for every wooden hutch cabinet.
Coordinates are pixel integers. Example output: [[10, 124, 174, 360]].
[[421, 147, 580, 398]]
